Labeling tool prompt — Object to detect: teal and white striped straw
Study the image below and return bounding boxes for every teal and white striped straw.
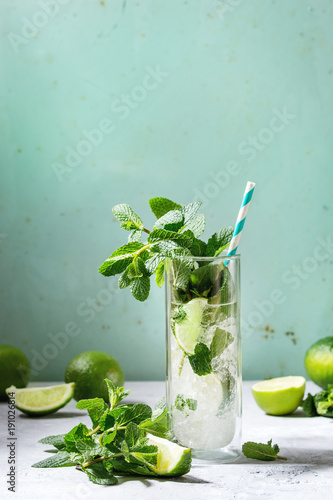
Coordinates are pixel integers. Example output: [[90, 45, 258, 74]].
[[225, 181, 256, 266]]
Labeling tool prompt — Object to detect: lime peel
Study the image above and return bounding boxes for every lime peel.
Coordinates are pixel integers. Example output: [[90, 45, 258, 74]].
[[146, 433, 191, 476], [174, 297, 207, 355]]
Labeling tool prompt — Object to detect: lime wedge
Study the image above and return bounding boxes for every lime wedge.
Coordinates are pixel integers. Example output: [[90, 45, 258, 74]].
[[6, 383, 75, 416], [174, 298, 207, 354], [146, 433, 191, 476], [252, 376, 306, 415]]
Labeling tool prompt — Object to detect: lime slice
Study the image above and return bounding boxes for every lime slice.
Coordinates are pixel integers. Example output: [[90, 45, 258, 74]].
[[252, 376, 306, 416], [6, 383, 75, 416], [174, 298, 207, 354], [146, 433, 191, 476]]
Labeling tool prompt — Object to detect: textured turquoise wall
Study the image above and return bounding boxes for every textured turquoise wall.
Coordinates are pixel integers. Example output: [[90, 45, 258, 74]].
[[0, 0, 332, 381]]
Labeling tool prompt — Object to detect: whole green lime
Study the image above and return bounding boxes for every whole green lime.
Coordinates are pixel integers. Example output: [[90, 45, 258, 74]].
[[304, 337, 333, 389], [65, 351, 124, 402], [0, 345, 31, 399]]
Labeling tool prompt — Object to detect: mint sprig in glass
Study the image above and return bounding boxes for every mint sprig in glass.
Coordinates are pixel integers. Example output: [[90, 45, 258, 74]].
[[99, 197, 242, 461]]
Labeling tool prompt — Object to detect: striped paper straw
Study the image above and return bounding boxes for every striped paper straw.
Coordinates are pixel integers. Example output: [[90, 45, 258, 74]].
[[225, 181, 256, 266]]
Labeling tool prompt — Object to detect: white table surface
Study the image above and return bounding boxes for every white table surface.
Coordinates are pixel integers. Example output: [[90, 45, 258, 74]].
[[1, 381, 332, 500]]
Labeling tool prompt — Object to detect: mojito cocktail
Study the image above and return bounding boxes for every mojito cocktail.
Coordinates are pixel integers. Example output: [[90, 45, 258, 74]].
[[166, 254, 241, 460]]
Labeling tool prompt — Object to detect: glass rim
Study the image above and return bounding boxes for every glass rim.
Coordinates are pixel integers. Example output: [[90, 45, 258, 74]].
[[165, 253, 240, 261]]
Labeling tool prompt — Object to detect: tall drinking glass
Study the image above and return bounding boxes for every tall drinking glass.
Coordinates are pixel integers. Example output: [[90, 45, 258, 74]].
[[165, 254, 241, 461]]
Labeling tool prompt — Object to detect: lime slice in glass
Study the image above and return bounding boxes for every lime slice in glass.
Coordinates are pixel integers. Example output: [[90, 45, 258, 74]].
[[6, 383, 75, 416], [174, 297, 207, 354], [146, 433, 191, 476], [252, 376, 305, 415]]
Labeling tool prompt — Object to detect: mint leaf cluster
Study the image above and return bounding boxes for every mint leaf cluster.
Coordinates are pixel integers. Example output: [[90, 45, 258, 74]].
[[32, 379, 189, 486], [302, 385, 333, 418], [99, 197, 233, 301]]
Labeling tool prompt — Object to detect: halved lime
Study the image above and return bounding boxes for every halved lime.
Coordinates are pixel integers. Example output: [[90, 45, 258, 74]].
[[174, 298, 207, 354], [252, 376, 306, 416], [146, 433, 191, 476], [6, 383, 75, 416]]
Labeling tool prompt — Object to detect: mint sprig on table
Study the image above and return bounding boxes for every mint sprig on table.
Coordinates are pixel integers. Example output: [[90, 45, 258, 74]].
[[98, 197, 233, 301], [242, 440, 287, 461], [32, 379, 189, 486]]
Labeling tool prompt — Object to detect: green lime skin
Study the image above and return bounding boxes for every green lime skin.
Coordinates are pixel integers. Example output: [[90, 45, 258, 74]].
[[304, 336, 333, 389], [0, 345, 31, 400], [65, 351, 125, 402]]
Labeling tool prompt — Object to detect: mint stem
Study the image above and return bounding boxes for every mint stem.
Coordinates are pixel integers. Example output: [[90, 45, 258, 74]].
[[143, 228, 151, 234], [87, 425, 100, 437], [82, 453, 123, 468], [277, 455, 287, 461]]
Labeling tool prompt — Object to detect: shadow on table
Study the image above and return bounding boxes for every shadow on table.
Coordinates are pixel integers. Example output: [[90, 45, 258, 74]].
[[115, 474, 211, 487], [19, 411, 84, 419]]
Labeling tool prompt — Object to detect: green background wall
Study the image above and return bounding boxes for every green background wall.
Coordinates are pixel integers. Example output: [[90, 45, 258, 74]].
[[0, 0, 332, 381]]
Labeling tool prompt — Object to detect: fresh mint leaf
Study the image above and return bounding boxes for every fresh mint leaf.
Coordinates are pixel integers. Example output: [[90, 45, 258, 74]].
[[148, 228, 193, 248], [127, 257, 148, 279], [83, 462, 118, 485], [75, 437, 106, 459], [64, 423, 90, 453], [186, 398, 197, 411], [174, 394, 197, 416], [105, 379, 131, 409], [114, 403, 152, 427], [149, 240, 191, 257], [169, 258, 193, 291], [125, 422, 142, 448], [38, 434, 66, 450], [127, 444, 158, 468], [185, 213, 205, 238], [242, 440, 286, 461], [145, 253, 165, 273], [32, 451, 78, 468], [188, 343, 212, 376], [210, 328, 234, 359], [149, 197, 182, 219], [121, 440, 130, 462], [155, 261, 165, 287], [189, 238, 207, 257], [189, 265, 216, 297], [130, 276, 150, 301], [111, 458, 158, 476], [102, 428, 118, 446], [208, 268, 230, 303], [128, 230, 142, 243], [112, 204, 144, 231], [206, 227, 234, 257], [118, 266, 132, 289], [128, 404, 153, 424], [181, 203, 205, 237], [98, 411, 115, 431], [314, 387, 333, 417], [76, 398, 109, 428], [139, 408, 170, 439], [99, 242, 144, 277], [153, 210, 183, 230], [301, 393, 318, 417], [172, 304, 187, 323], [182, 202, 201, 226]]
